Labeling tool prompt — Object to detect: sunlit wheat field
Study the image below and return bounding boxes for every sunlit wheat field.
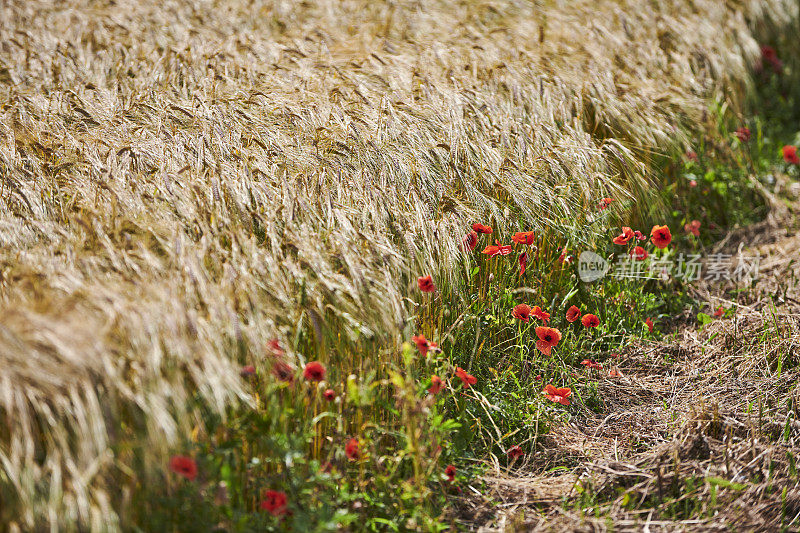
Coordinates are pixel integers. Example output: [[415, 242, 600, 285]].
[[0, 0, 798, 529]]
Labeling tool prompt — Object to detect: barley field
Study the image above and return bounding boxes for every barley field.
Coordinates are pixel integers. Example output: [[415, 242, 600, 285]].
[[0, 0, 798, 530]]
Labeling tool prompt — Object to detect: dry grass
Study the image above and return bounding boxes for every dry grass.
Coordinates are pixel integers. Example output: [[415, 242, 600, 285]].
[[0, 0, 797, 529], [459, 322, 800, 531]]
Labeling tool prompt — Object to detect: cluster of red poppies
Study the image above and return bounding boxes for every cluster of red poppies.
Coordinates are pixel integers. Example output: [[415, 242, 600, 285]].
[[511, 304, 575, 357], [261, 356, 338, 404], [564, 305, 598, 329], [462, 224, 540, 277], [580, 358, 624, 378], [417, 224, 591, 415], [411, 332, 477, 393], [169, 337, 370, 517], [166, 462, 290, 517], [612, 224, 672, 252], [512, 303, 618, 384], [415, 216, 677, 413], [169, 454, 296, 517], [684, 220, 701, 237]]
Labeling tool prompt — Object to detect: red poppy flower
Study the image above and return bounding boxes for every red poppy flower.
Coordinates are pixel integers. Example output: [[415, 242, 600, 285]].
[[689, 180, 698, 187], [535, 326, 561, 356], [507, 445, 524, 460], [323, 389, 336, 401], [303, 361, 326, 382], [634, 230, 646, 241], [260, 490, 288, 516], [463, 230, 479, 251], [598, 198, 614, 210], [482, 241, 513, 257], [543, 384, 572, 406], [412, 334, 431, 356], [267, 339, 284, 358], [496, 243, 514, 256], [512, 231, 536, 245], [444, 464, 456, 482], [240, 365, 256, 377], [783, 145, 799, 165], [761, 45, 783, 72], [169, 455, 198, 481], [645, 318, 654, 333], [686, 151, 698, 161], [455, 367, 477, 388], [612, 226, 634, 245], [518, 252, 528, 277], [581, 359, 603, 370], [735, 127, 751, 142], [531, 306, 550, 323], [272, 361, 295, 382], [650, 225, 672, 249], [581, 314, 599, 328], [482, 244, 500, 256], [534, 374, 542, 381], [713, 306, 724, 318], [513, 304, 532, 322], [418, 275, 435, 293], [345, 438, 360, 460], [684, 220, 700, 237], [558, 246, 573, 264], [428, 375, 444, 395], [566, 305, 581, 323], [629, 246, 648, 261], [608, 367, 624, 378], [472, 223, 492, 234]]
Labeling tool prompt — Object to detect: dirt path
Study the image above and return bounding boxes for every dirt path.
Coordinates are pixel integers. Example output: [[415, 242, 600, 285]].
[[461, 184, 800, 531]]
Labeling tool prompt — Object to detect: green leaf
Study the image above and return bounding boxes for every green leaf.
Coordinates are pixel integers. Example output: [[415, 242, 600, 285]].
[[369, 517, 400, 530], [706, 476, 746, 491], [696, 312, 713, 325]]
